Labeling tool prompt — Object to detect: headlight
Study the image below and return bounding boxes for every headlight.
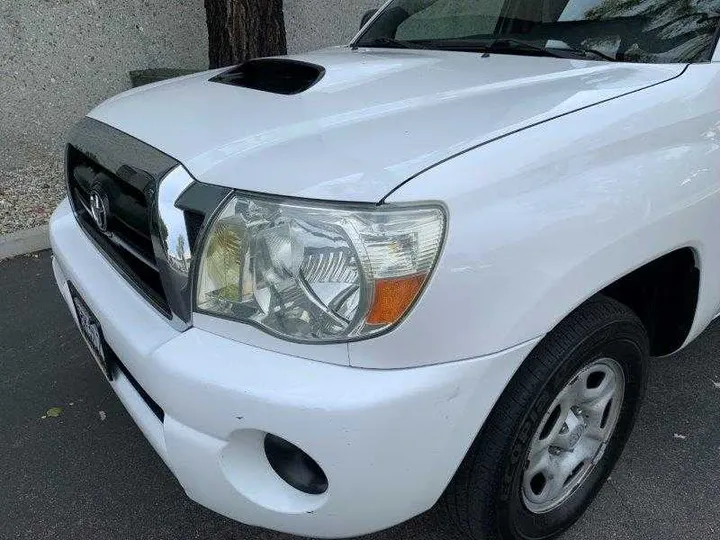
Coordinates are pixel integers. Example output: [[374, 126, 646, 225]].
[[195, 193, 445, 343]]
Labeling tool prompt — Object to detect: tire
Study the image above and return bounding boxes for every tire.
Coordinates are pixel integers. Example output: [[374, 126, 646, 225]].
[[443, 295, 649, 540]]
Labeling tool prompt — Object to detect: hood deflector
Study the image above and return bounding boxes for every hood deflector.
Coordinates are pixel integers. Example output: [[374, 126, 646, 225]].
[[210, 58, 326, 95]]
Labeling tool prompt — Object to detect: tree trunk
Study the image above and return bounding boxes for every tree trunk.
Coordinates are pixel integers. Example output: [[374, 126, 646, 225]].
[[205, 0, 287, 69]]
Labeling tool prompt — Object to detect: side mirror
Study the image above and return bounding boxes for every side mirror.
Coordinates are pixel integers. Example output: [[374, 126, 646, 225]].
[[360, 9, 378, 29]]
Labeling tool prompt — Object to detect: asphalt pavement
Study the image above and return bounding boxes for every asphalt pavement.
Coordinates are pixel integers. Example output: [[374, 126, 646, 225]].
[[1, 251, 719, 540]]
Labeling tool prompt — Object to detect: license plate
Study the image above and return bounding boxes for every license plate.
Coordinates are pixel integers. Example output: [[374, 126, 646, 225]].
[[69, 283, 112, 381]]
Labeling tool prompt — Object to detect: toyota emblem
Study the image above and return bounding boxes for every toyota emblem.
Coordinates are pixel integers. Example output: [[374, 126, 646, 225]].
[[89, 188, 109, 232]]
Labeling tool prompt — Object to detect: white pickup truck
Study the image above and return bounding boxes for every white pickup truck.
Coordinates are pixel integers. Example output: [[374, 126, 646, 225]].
[[49, 1, 719, 539]]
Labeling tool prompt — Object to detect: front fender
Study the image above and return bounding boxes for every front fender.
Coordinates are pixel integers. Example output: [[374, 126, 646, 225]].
[[348, 63, 720, 369]]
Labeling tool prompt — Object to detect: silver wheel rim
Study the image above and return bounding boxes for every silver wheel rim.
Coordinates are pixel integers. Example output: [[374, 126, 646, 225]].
[[521, 357, 625, 514]]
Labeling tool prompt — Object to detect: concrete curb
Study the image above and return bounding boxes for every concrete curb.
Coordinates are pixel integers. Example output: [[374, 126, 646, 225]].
[[0, 225, 50, 260]]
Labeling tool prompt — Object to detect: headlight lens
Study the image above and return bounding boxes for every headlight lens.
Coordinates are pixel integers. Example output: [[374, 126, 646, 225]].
[[195, 193, 445, 343]]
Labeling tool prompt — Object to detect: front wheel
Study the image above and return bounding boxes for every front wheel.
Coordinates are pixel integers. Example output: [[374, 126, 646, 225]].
[[443, 295, 649, 540]]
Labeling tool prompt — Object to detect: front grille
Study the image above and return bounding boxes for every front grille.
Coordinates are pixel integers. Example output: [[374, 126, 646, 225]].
[[66, 145, 172, 317], [66, 117, 232, 324]]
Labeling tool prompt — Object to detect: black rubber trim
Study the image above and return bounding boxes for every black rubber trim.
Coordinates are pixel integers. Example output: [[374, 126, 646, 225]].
[[175, 181, 232, 254], [175, 181, 233, 216], [107, 349, 165, 422]]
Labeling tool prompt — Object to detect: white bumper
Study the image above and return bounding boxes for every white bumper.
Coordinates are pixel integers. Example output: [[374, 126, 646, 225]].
[[50, 198, 538, 538]]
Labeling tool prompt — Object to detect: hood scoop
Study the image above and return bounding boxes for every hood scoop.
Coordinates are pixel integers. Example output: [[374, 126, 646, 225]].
[[210, 58, 325, 95]]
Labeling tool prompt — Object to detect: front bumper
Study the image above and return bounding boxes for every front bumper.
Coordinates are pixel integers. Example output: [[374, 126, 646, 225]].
[[50, 198, 539, 538]]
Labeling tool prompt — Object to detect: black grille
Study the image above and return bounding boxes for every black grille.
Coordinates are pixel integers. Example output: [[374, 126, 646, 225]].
[[66, 117, 232, 323], [67, 146, 172, 317]]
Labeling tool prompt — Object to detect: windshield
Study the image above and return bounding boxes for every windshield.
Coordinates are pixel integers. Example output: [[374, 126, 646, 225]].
[[355, 0, 720, 63]]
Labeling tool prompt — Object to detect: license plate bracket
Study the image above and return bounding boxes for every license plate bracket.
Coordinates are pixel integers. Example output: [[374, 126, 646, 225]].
[[69, 283, 113, 381]]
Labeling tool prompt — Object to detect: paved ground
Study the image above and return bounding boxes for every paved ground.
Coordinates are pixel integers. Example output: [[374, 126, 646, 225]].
[[1, 251, 719, 540]]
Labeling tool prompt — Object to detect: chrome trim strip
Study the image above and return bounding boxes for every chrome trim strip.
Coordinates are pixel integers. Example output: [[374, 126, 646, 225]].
[[110, 234, 158, 271], [76, 196, 159, 272], [157, 167, 194, 273], [150, 166, 195, 329]]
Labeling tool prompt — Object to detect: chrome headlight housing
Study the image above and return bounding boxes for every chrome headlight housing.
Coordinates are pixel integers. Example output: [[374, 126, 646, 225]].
[[195, 193, 446, 343]]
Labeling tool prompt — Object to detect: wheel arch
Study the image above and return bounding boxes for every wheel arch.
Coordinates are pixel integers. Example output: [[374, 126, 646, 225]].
[[599, 247, 700, 356]]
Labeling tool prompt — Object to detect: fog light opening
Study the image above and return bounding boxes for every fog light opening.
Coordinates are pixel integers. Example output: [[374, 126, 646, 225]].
[[264, 434, 329, 495]]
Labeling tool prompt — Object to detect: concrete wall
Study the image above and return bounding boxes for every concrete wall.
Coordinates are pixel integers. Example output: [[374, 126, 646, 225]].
[[0, 0, 209, 174], [0, 0, 379, 176], [285, 0, 381, 54], [0, 1, 380, 233]]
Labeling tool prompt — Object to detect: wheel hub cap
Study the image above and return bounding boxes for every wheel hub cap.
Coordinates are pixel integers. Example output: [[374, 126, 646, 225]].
[[521, 358, 625, 514], [567, 428, 582, 449]]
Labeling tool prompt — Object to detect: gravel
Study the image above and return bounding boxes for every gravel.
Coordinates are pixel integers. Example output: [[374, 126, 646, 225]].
[[0, 154, 66, 236]]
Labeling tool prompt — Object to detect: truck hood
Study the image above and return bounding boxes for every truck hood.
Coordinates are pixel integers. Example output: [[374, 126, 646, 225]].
[[89, 47, 684, 203]]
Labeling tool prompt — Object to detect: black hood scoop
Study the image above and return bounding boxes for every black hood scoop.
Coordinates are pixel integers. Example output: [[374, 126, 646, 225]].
[[210, 58, 326, 95]]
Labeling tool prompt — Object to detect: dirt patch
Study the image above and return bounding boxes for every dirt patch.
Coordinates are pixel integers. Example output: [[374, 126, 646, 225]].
[[0, 156, 65, 236]]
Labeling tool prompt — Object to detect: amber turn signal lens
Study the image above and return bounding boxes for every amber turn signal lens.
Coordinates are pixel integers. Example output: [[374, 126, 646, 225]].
[[366, 274, 427, 325]]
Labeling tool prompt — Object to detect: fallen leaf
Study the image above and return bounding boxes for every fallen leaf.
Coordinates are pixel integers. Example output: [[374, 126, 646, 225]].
[[674, 433, 687, 440], [98, 411, 106, 421], [45, 407, 63, 418]]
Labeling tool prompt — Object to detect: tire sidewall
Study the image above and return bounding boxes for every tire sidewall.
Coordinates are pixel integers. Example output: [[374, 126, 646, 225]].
[[496, 320, 647, 540]]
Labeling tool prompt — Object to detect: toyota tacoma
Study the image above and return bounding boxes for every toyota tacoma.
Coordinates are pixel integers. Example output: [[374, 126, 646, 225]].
[[50, 1, 719, 539]]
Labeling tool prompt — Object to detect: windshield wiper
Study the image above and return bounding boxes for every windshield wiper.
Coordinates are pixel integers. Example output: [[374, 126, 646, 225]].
[[356, 37, 428, 50], [568, 46, 617, 62], [480, 38, 568, 59], [546, 41, 618, 62], [481, 38, 618, 62]]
